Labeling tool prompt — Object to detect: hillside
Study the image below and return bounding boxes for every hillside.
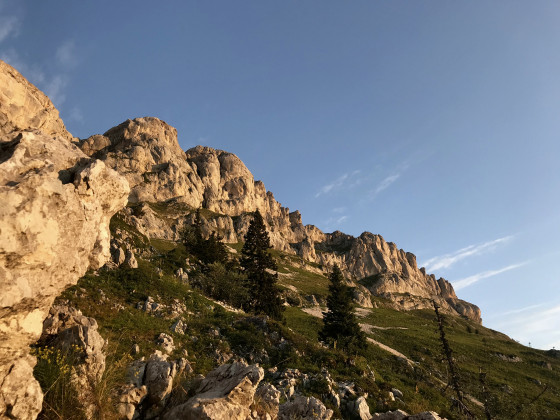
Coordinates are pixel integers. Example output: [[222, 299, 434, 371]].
[[1, 59, 559, 420]]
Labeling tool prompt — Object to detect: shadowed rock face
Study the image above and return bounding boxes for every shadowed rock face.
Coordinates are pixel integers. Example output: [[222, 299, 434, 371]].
[[0, 60, 129, 419], [85, 116, 481, 323]]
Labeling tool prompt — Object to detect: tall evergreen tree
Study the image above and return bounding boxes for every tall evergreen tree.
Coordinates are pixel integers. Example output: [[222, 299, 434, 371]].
[[240, 210, 284, 320], [319, 264, 366, 350]]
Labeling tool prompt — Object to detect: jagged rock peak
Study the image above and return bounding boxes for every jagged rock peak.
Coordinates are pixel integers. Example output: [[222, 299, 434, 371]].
[[104, 117, 183, 154], [0, 59, 73, 142]]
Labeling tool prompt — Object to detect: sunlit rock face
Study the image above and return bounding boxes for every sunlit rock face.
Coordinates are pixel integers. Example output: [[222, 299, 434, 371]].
[[0, 60, 129, 419]]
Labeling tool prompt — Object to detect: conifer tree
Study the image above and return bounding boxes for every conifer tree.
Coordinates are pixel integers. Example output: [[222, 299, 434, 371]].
[[319, 264, 366, 350], [183, 209, 228, 266], [240, 210, 284, 320]]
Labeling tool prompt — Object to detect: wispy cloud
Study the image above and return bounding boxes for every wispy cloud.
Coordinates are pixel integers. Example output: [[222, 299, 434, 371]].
[[315, 170, 360, 198], [368, 161, 409, 200], [374, 173, 400, 195], [0, 15, 19, 43], [44, 75, 68, 106], [1, 48, 45, 84], [1, 38, 78, 107], [490, 301, 560, 349], [452, 261, 527, 291], [422, 235, 514, 272], [489, 302, 548, 318], [56, 40, 78, 68]]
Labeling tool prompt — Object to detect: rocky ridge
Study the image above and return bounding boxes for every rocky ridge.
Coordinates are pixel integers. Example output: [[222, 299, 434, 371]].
[[79, 117, 480, 322]]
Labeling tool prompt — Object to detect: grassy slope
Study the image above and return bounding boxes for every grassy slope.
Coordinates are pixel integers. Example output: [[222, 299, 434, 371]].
[[44, 214, 560, 420]]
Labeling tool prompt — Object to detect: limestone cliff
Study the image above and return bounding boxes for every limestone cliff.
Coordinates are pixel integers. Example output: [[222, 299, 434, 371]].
[[0, 60, 129, 419], [82, 117, 481, 323]]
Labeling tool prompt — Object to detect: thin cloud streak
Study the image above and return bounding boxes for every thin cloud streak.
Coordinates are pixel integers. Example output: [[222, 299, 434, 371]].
[[422, 236, 514, 272], [452, 261, 527, 291], [368, 161, 409, 200], [487, 302, 548, 319], [374, 173, 400, 195], [315, 170, 360, 198]]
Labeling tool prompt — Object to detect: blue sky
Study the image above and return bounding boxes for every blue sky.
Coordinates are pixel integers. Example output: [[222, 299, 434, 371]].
[[2, 1, 559, 349]]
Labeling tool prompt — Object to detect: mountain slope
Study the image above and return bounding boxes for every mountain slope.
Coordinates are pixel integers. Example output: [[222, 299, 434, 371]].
[[79, 117, 480, 322]]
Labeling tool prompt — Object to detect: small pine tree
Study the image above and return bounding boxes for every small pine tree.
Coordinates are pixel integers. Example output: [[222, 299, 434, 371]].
[[240, 210, 284, 320], [319, 264, 366, 350]]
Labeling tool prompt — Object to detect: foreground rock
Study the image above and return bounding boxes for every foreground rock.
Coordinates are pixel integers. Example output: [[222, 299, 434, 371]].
[[163, 361, 264, 419], [0, 61, 129, 419]]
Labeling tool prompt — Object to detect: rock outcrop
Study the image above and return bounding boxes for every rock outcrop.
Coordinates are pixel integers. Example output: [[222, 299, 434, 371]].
[[0, 60, 73, 142], [163, 361, 264, 419], [84, 116, 480, 322], [0, 61, 129, 419]]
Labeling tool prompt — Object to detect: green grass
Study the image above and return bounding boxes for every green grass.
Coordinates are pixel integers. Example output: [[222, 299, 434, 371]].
[[284, 307, 322, 341], [150, 238, 176, 252], [43, 211, 560, 420]]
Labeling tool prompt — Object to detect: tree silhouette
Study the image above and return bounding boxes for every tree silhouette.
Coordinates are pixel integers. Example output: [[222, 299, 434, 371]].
[[319, 264, 365, 350], [240, 210, 284, 320]]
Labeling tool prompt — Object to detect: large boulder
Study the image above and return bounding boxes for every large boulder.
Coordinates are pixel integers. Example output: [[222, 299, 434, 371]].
[[163, 361, 264, 419], [0, 61, 129, 419]]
